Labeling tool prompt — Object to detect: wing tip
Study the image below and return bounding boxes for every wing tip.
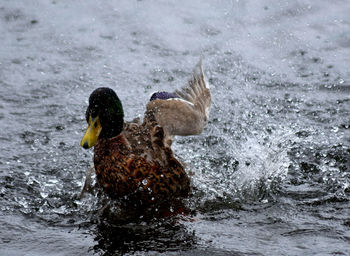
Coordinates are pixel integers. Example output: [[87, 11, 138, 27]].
[[194, 56, 210, 89]]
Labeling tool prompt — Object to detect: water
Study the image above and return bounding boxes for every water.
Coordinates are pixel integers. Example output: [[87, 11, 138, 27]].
[[1, 0, 349, 255]]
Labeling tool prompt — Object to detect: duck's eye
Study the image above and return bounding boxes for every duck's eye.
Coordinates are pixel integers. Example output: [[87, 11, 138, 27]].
[[91, 109, 99, 119]]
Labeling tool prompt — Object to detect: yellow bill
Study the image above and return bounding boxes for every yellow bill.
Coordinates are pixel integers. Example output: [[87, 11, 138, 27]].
[[80, 115, 102, 149]]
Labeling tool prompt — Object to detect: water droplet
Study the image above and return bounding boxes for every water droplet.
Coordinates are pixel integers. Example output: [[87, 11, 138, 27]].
[[48, 179, 58, 184], [262, 199, 268, 203], [53, 205, 66, 214], [142, 179, 148, 185], [40, 191, 48, 198]]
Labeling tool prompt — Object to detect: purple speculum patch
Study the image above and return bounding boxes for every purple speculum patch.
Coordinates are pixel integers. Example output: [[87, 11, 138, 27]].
[[150, 91, 179, 101]]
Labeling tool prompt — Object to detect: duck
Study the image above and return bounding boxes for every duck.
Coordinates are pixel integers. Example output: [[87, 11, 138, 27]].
[[80, 60, 211, 205]]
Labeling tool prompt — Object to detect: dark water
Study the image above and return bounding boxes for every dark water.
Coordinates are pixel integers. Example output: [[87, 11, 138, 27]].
[[1, 0, 350, 255]]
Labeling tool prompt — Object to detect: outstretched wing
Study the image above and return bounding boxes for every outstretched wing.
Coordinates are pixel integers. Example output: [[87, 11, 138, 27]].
[[145, 59, 211, 137], [174, 58, 211, 126]]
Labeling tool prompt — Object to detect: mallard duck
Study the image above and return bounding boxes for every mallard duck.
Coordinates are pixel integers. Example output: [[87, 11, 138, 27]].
[[80, 60, 211, 205]]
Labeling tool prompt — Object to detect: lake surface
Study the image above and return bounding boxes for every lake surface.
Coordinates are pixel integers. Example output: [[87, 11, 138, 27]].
[[0, 0, 349, 255]]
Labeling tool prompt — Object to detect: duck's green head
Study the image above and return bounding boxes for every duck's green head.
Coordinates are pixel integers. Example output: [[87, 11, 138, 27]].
[[80, 87, 124, 149]]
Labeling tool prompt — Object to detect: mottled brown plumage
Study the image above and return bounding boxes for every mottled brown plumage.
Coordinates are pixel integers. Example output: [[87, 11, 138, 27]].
[[94, 113, 190, 204]]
